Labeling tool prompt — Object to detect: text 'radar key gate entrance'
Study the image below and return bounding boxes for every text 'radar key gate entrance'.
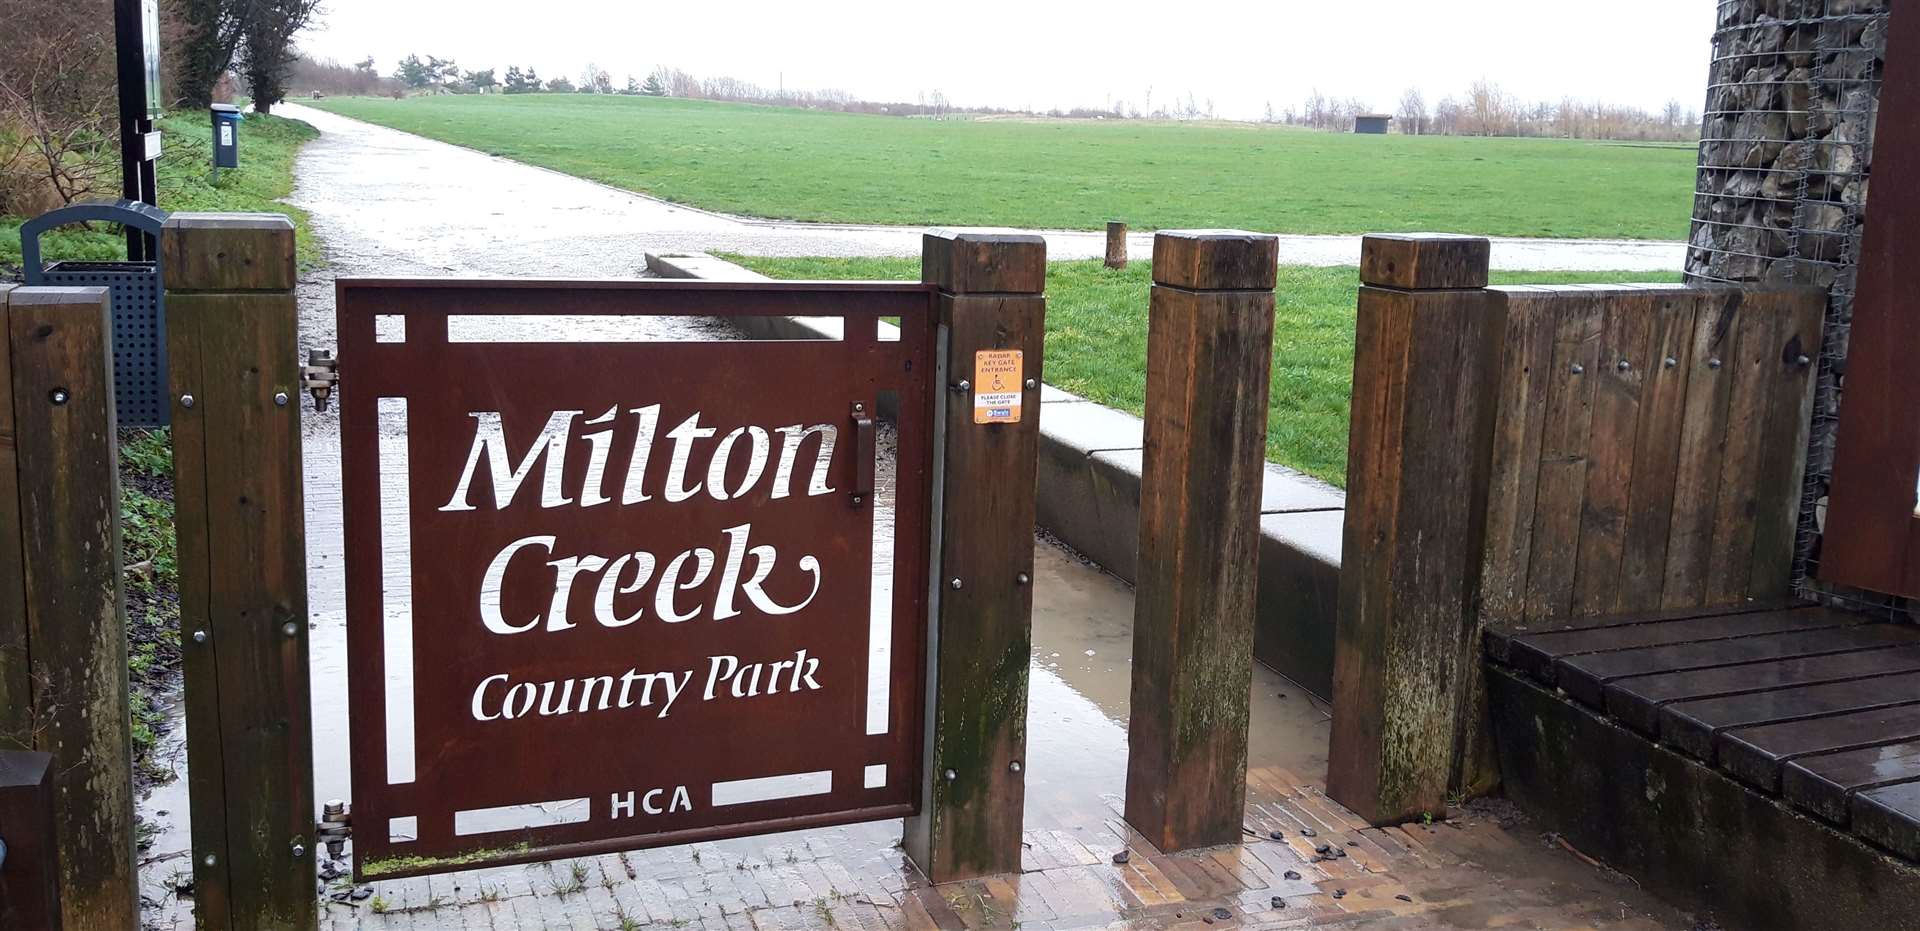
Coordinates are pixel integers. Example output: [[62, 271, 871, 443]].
[[336, 279, 939, 880]]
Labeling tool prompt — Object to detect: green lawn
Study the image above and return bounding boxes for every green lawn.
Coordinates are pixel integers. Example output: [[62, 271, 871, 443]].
[[726, 256, 1683, 487], [306, 94, 1695, 241], [3, 111, 320, 273]]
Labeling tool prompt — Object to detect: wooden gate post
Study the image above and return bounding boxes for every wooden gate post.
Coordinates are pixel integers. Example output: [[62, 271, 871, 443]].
[[162, 214, 316, 930], [1105, 221, 1128, 269], [1122, 231, 1277, 852], [1327, 234, 1500, 826], [0, 283, 137, 931], [904, 229, 1045, 883], [0, 750, 61, 930]]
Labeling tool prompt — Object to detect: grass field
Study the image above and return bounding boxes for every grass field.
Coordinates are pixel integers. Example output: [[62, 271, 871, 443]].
[[307, 94, 1695, 241], [726, 255, 1683, 487], [2, 111, 319, 274]]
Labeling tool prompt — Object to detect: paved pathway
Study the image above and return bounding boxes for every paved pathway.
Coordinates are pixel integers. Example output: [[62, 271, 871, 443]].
[[130, 104, 1704, 930], [276, 104, 1685, 274]]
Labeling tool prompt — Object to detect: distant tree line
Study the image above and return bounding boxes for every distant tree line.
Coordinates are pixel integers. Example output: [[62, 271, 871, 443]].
[[286, 54, 1702, 145], [1282, 80, 1700, 143]]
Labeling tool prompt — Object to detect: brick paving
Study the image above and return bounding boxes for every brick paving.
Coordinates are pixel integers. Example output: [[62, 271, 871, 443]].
[[298, 764, 1687, 930]]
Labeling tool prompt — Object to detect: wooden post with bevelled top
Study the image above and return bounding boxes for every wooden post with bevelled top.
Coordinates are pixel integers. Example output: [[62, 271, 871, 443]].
[[1327, 233, 1500, 826], [162, 213, 317, 931], [1122, 230, 1278, 852], [0, 282, 136, 931], [903, 229, 1046, 883]]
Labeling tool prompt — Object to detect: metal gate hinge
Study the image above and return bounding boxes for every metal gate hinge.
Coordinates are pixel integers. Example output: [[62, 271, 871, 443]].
[[317, 799, 352, 859], [303, 349, 339, 412]]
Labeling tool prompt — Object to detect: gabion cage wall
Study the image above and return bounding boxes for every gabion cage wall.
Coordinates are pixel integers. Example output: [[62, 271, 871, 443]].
[[1687, 0, 1892, 598]]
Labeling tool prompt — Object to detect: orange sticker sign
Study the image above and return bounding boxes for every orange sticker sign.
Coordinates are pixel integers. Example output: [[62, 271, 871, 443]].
[[973, 350, 1024, 424]]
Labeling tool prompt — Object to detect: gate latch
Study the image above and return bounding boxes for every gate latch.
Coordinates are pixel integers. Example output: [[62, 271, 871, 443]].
[[316, 799, 351, 859], [303, 350, 339, 412], [851, 401, 874, 508]]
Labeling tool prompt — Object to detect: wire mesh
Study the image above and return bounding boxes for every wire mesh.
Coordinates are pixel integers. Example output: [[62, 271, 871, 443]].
[[1687, 0, 1899, 616]]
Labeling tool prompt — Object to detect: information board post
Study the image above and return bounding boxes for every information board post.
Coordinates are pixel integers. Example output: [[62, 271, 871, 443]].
[[905, 230, 1046, 883], [114, 0, 162, 261]]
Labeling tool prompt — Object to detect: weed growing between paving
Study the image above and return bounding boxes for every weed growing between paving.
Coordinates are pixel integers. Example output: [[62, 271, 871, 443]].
[[726, 256, 1681, 487]]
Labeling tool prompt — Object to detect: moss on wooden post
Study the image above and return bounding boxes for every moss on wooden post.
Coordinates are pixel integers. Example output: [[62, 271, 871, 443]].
[[1123, 230, 1277, 852], [1328, 234, 1500, 826], [903, 229, 1045, 882]]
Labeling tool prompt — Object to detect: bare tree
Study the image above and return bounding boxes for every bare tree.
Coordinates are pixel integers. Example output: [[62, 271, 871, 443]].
[[1464, 79, 1515, 136], [1432, 96, 1464, 135], [1396, 87, 1428, 135], [0, 0, 118, 214]]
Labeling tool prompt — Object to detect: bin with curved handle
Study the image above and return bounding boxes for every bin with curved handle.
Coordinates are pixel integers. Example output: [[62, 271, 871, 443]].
[[19, 199, 172, 426]]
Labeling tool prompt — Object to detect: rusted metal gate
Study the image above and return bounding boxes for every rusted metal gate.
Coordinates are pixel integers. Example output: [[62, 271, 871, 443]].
[[1821, 4, 1920, 601], [335, 279, 936, 878]]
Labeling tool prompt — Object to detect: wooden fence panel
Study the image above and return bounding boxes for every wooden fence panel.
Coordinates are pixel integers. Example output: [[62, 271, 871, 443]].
[[1477, 285, 1822, 625], [1519, 297, 1600, 622], [1570, 292, 1658, 616], [1663, 290, 1743, 608], [1617, 292, 1700, 614], [1707, 300, 1782, 604], [1338, 271, 1825, 823], [1749, 293, 1824, 600]]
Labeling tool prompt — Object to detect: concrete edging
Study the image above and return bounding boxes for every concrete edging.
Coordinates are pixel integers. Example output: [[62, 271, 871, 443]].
[[647, 250, 1347, 699]]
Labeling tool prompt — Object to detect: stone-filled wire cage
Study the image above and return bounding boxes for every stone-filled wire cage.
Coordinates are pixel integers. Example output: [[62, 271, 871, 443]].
[[1686, 0, 1892, 605]]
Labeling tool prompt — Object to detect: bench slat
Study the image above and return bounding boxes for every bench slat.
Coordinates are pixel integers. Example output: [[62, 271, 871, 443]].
[[1719, 703, 1920, 793], [1658, 671, 1920, 763], [1853, 781, 1920, 861], [1506, 606, 1844, 684], [1554, 622, 1900, 709], [1604, 643, 1920, 739], [1783, 740, 1920, 824]]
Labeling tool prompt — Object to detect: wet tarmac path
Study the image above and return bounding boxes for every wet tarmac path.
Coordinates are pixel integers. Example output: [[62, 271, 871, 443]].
[[132, 105, 1701, 929]]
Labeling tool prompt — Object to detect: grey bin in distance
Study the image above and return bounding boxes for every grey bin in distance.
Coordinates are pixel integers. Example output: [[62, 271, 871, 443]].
[[211, 103, 241, 169], [18, 200, 173, 427]]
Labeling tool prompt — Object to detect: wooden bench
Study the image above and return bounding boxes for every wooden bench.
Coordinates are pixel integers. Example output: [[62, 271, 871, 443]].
[[1324, 235, 1920, 929], [1488, 604, 1920, 858]]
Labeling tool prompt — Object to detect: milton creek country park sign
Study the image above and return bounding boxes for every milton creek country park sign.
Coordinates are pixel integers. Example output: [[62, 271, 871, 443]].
[[335, 278, 971, 879]]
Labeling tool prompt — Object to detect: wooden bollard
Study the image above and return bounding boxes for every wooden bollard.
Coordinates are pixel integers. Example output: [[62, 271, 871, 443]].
[[0, 750, 61, 930], [902, 230, 1046, 882], [1123, 230, 1277, 852], [0, 284, 137, 931], [163, 214, 316, 930], [1105, 220, 1128, 269], [1327, 234, 1499, 825]]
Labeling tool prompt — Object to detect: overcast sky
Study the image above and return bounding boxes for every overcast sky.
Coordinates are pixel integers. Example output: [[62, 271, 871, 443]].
[[298, 0, 1715, 120]]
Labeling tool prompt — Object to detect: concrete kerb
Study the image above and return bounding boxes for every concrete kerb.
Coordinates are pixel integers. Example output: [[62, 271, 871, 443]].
[[647, 250, 1349, 699]]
